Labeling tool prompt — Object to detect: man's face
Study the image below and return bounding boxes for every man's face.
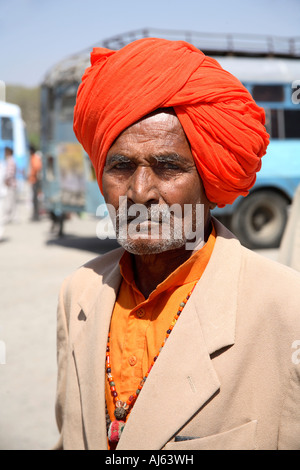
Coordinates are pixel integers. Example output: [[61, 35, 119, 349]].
[[102, 110, 213, 254]]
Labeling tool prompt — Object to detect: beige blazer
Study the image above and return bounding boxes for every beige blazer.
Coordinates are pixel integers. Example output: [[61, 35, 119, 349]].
[[55, 219, 300, 450]]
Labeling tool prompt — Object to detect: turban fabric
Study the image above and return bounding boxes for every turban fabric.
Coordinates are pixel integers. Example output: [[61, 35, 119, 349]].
[[73, 38, 269, 207]]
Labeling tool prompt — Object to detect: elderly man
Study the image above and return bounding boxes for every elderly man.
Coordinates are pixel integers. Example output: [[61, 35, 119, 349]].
[[55, 38, 300, 450]]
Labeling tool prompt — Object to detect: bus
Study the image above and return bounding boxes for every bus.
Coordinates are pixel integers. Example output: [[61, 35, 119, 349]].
[[40, 29, 300, 248], [212, 56, 300, 248], [0, 100, 28, 179], [40, 82, 105, 222]]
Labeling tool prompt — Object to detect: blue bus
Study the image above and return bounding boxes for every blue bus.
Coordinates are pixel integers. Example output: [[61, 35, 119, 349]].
[[40, 29, 300, 247], [211, 56, 300, 248], [40, 80, 105, 221], [0, 101, 28, 178]]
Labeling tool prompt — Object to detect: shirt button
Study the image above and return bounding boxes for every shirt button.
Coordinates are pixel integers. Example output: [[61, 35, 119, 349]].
[[128, 355, 137, 366], [136, 308, 145, 318]]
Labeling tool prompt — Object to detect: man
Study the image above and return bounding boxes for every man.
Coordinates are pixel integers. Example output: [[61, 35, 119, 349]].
[[28, 145, 42, 221], [55, 38, 300, 450], [3, 146, 17, 224]]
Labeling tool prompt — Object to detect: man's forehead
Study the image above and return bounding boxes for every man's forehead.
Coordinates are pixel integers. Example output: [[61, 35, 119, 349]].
[[109, 109, 188, 149], [132, 108, 179, 129]]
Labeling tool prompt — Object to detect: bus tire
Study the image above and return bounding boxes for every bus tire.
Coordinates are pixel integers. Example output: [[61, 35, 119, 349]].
[[230, 190, 289, 249]]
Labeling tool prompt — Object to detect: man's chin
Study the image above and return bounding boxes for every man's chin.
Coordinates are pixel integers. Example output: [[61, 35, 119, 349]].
[[116, 237, 186, 255]]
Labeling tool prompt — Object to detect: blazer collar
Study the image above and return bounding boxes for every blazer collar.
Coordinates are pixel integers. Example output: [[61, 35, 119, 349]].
[[73, 219, 242, 449]]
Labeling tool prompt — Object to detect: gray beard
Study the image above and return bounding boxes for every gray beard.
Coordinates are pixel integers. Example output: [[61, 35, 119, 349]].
[[114, 201, 204, 254], [117, 234, 187, 254]]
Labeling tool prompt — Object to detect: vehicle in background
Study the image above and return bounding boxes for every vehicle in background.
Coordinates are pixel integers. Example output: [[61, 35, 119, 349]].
[[0, 101, 28, 179], [212, 56, 300, 249], [40, 29, 300, 248], [40, 81, 106, 225]]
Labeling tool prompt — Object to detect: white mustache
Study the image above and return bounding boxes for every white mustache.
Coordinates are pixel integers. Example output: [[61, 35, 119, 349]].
[[116, 204, 173, 225]]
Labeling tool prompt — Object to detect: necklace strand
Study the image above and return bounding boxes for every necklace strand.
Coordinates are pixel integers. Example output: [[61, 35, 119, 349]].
[[106, 284, 196, 447]]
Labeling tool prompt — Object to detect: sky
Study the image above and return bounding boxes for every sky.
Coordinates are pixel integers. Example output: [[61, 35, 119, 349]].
[[0, 0, 300, 87]]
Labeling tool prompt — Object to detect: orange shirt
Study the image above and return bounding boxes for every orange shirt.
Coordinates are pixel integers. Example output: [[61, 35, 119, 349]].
[[28, 153, 42, 184], [105, 226, 216, 424]]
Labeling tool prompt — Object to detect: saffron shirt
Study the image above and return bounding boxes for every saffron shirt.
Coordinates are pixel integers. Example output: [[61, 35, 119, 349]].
[[105, 225, 216, 424]]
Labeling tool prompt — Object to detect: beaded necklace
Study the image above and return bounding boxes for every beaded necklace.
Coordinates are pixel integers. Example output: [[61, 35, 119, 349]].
[[106, 284, 196, 448]]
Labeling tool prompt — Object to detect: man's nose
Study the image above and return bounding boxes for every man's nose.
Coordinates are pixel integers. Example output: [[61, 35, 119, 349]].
[[127, 166, 159, 206]]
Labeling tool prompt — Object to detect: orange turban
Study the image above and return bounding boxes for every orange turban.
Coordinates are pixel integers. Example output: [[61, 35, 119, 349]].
[[73, 38, 269, 207]]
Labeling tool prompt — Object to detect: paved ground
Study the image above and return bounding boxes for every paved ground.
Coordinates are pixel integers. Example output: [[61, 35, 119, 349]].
[[0, 195, 279, 450], [0, 195, 118, 450]]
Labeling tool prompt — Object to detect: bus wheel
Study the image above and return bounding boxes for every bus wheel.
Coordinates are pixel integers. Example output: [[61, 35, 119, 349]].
[[230, 190, 289, 249]]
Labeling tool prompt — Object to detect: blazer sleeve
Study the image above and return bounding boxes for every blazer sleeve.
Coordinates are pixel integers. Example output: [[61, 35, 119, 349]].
[[53, 277, 70, 450]]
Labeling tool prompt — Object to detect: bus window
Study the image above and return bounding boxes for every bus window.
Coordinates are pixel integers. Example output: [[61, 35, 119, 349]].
[[60, 94, 76, 121], [284, 110, 300, 138], [263, 109, 300, 139], [264, 109, 279, 138], [1, 117, 13, 140], [252, 85, 284, 102]]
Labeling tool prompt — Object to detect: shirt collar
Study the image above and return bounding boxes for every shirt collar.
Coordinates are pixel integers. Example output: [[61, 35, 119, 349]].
[[119, 223, 216, 295]]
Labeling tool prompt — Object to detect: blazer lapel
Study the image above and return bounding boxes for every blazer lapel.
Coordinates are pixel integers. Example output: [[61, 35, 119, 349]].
[[72, 261, 122, 450], [117, 296, 221, 450], [118, 222, 241, 450]]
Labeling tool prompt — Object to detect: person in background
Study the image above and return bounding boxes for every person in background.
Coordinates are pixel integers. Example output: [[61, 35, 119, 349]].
[[3, 146, 17, 224], [28, 145, 42, 221]]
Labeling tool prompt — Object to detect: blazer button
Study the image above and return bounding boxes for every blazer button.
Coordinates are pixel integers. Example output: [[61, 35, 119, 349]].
[[128, 355, 137, 366], [136, 308, 145, 318]]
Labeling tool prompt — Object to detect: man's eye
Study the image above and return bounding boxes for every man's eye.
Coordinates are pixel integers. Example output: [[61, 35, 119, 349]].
[[157, 162, 180, 170], [112, 161, 133, 170]]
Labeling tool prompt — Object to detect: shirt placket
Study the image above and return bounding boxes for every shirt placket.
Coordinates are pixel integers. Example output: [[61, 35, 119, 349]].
[[118, 289, 151, 399]]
